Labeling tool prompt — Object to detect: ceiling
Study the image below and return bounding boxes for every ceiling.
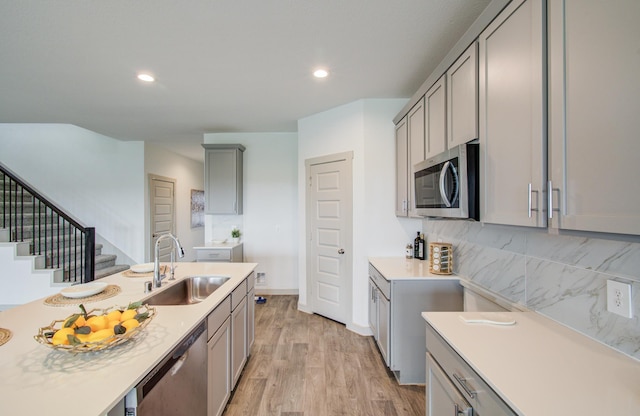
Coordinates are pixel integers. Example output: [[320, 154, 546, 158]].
[[0, 0, 491, 162]]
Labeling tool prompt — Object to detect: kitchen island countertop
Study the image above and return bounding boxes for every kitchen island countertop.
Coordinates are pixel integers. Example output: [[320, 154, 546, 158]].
[[0, 261, 257, 416]]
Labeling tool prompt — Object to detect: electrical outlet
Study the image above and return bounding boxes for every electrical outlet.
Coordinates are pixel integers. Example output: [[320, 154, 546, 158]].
[[256, 272, 266, 285], [607, 280, 633, 318]]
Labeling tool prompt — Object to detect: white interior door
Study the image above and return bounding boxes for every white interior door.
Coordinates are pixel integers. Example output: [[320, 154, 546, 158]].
[[149, 175, 176, 262], [306, 152, 352, 325]]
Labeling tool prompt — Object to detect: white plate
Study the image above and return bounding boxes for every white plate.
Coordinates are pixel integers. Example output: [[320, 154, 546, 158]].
[[60, 282, 108, 299], [130, 263, 154, 273], [212, 239, 227, 244]]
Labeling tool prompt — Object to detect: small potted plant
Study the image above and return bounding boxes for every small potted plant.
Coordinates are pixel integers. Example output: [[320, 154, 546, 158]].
[[231, 227, 241, 243]]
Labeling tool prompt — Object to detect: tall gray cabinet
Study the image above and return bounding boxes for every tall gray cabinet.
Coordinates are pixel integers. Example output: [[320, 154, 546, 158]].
[[202, 144, 245, 215], [548, 0, 640, 235], [478, 0, 546, 228]]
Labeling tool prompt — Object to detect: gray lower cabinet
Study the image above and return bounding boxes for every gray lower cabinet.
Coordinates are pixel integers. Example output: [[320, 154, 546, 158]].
[[195, 244, 243, 263], [426, 323, 516, 416], [246, 273, 255, 353], [369, 263, 462, 384], [231, 279, 248, 389], [207, 296, 231, 416], [206, 274, 254, 416]]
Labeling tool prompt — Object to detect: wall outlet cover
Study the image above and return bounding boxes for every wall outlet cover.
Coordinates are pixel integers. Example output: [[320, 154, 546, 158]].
[[606, 280, 633, 319]]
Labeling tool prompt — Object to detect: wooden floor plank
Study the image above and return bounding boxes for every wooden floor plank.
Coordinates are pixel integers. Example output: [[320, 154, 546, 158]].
[[223, 295, 425, 416]]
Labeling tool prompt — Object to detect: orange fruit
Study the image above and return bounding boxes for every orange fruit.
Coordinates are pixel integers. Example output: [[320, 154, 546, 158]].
[[121, 319, 140, 332], [120, 309, 137, 322], [106, 310, 122, 322], [51, 327, 75, 345], [86, 315, 109, 332], [88, 328, 115, 343]]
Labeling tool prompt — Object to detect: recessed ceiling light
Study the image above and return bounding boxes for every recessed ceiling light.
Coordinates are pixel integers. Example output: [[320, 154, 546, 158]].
[[137, 73, 155, 82], [313, 69, 329, 79]]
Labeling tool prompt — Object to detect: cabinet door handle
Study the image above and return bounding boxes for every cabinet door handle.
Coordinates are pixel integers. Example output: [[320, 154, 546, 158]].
[[548, 180, 553, 219], [528, 183, 539, 218], [338, 249, 345, 255], [452, 373, 477, 399]]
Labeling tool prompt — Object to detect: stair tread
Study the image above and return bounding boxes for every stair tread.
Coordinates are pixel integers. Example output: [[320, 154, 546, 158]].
[[95, 264, 130, 280]]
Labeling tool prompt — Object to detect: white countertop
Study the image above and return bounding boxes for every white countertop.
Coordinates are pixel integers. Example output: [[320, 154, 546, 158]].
[[368, 256, 459, 280], [423, 311, 640, 415], [0, 261, 257, 416]]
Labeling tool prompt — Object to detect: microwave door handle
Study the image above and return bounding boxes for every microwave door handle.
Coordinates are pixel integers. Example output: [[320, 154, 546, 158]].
[[439, 161, 453, 207], [439, 161, 459, 208]]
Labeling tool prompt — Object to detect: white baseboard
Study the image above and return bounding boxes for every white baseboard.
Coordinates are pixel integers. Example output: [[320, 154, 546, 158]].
[[347, 322, 373, 337]]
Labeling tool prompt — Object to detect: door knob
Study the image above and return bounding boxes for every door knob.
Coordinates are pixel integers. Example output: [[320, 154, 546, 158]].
[[338, 249, 345, 254]]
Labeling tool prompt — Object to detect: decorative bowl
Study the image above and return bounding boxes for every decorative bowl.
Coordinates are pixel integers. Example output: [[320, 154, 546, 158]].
[[34, 303, 155, 353]]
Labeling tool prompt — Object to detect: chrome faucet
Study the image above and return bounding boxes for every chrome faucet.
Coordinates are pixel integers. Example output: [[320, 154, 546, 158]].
[[154, 233, 185, 288]]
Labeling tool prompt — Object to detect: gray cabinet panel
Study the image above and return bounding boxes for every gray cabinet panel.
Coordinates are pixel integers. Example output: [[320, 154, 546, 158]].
[[479, 0, 546, 228], [203, 144, 244, 215], [548, 0, 640, 235]]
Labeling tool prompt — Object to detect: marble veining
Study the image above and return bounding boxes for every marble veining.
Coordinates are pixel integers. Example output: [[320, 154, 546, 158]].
[[423, 219, 640, 360]]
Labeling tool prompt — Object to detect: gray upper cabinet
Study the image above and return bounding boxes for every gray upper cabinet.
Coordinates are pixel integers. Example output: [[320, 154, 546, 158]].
[[395, 117, 409, 216], [425, 76, 447, 159], [408, 98, 425, 217], [447, 42, 478, 148], [479, 0, 546, 227], [548, 0, 640, 235], [202, 144, 245, 215], [395, 98, 425, 217]]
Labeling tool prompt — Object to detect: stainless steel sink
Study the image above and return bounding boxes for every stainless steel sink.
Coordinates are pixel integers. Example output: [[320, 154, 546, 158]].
[[145, 275, 230, 306]]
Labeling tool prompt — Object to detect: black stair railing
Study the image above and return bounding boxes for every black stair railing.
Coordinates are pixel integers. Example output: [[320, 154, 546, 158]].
[[0, 162, 95, 283]]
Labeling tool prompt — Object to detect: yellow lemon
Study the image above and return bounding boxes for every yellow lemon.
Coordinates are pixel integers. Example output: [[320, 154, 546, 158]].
[[51, 327, 75, 345], [63, 314, 86, 329], [107, 320, 120, 330], [88, 328, 115, 343], [121, 319, 140, 332], [120, 309, 137, 322], [86, 315, 109, 332], [74, 332, 91, 343], [106, 309, 122, 322]]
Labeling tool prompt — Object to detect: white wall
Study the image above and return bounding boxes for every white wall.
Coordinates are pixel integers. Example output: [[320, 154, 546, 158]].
[[144, 143, 204, 262], [297, 99, 419, 332], [0, 124, 146, 262], [203, 133, 298, 293]]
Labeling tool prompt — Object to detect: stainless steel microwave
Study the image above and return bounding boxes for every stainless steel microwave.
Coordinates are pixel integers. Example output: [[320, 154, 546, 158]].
[[413, 143, 479, 220]]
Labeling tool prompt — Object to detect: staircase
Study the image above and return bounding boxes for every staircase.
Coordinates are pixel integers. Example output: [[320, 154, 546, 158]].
[[0, 166, 129, 285]]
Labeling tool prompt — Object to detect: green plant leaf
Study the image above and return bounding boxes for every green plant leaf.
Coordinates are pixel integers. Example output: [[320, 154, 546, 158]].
[[64, 314, 80, 328], [128, 301, 142, 310], [135, 312, 150, 322], [74, 326, 91, 335]]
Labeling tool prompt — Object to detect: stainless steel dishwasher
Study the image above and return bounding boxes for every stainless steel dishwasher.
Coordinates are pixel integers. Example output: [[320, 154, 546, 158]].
[[126, 321, 207, 416]]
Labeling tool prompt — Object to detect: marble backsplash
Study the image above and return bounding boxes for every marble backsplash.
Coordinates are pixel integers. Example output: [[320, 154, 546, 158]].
[[423, 219, 640, 360]]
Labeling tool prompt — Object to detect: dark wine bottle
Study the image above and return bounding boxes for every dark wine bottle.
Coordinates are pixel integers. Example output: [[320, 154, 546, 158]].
[[413, 231, 420, 258], [418, 233, 426, 260]]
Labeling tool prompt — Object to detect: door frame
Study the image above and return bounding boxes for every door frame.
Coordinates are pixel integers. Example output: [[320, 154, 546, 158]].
[[304, 151, 353, 325], [148, 174, 177, 261]]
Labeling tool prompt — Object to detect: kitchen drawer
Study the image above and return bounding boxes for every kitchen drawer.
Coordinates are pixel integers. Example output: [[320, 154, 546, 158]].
[[207, 296, 231, 340], [196, 249, 231, 262], [426, 323, 516, 416], [368, 263, 391, 299], [231, 279, 247, 310]]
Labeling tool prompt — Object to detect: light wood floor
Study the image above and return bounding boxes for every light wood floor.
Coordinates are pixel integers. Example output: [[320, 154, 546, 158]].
[[223, 295, 425, 416]]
